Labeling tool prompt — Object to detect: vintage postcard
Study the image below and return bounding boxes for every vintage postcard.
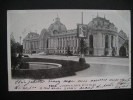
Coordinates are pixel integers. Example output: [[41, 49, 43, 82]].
[[7, 10, 131, 91]]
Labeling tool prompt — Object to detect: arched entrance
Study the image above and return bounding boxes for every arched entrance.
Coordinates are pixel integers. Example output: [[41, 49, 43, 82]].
[[111, 36, 113, 48], [111, 36, 116, 56], [104, 35, 109, 56], [89, 35, 93, 55], [119, 46, 126, 56], [46, 39, 48, 48]]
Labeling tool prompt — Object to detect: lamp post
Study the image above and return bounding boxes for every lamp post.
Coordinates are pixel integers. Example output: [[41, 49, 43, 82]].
[[19, 36, 22, 45], [77, 12, 88, 64], [77, 24, 88, 64]]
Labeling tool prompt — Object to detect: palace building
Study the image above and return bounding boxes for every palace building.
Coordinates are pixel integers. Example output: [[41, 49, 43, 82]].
[[23, 15, 128, 56]]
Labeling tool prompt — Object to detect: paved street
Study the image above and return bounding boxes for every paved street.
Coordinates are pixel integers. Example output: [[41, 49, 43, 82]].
[[28, 54, 129, 66], [26, 54, 130, 77]]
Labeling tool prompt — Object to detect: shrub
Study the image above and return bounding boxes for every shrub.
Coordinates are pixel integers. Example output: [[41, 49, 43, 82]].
[[12, 58, 90, 79], [19, 62, 29, 69]]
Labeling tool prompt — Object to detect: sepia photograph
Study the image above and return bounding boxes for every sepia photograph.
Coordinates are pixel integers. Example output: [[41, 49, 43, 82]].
[[7, 10, 131, 91]]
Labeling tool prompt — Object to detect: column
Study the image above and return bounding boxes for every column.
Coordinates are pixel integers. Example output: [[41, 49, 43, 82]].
[[69, 36, 72, 48], [33, 42, 34, 50], [77, 38, 79, 47], [102, 34, 103, 47], [25, 42, 26, 50], [63, 38, 64, 49], [28, 41, 30, 50], [26, 41, 28, 50], [51, 38, 53, 48], [48, 38, 50, 48], [61, 38, 63, 49], [60, 38, 62, 49], [109, 35, 112, 56], [58, 38, 59, 48], [49, 38, 51, 48], [64, 37, 66, 48], [109, 35, 111, 49], [73, 37, 75, 53], [113, 35, 115, 47], [116, 35, 119, 56], [103, 34, 105, 48]]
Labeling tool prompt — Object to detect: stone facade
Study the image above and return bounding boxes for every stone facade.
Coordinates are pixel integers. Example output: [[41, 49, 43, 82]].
[[23, 32, 39, 54], [23, 15, 128, 56], [87, 16, 119, 56]]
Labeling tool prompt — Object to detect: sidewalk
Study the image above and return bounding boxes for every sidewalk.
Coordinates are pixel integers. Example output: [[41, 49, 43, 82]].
[[25, 54, 129, 77], [27, 54, 129, 66]]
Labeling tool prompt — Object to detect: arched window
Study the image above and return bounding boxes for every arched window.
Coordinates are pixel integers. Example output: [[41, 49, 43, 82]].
[[89, 35, 93, 48], [89, 35, 94, 55], [53, 30, 58, 34], [111, 36, 113, 48], [119, 46, 126, 56], [46, 39, 48, 48], [105, 35, 109, 48]]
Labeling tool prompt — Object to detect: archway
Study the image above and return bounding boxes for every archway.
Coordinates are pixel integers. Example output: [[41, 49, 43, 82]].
[[105, 35, 109, 48], [111, 36, 113, 48], [46, 39, 48, 48], [104, 35, 109, 56], [89, 35, 93, 55], [119, 46, 126, 56]]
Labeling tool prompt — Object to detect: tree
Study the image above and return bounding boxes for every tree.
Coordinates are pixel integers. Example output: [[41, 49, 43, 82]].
[[78, 38, 89, 56], [78, 38, 89, 64], [16, 42, 23, 54], [66, 46, 72, 56], [11, 37, 23, 69], [120, 40, 129, 57], [11, 36, 17, 69], [123, 40, 129, 56]]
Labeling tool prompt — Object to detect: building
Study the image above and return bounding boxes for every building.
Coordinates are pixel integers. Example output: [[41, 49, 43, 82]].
[[23, 15, 128, 56], [118, 30, 128, 56], [23, 32, 39, 54], [86, 15, 119, 56]]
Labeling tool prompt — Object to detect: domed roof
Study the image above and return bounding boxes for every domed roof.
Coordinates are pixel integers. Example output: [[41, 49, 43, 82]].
[[48, 16, 67, 34], [88, 16, 117, 32]]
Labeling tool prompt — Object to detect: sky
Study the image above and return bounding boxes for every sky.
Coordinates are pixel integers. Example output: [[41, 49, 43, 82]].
[[7, 10, 131, 43]]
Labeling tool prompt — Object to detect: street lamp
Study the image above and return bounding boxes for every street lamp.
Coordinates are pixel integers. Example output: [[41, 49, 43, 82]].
[[77, 23, 88, 64], [19, 36, 22, 45]]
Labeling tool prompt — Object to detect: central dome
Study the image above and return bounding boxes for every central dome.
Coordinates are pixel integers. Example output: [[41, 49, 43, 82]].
[[48, 16, 67, 34]]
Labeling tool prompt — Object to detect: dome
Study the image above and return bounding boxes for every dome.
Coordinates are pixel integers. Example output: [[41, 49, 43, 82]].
[[48, 16, 67, 34], [88, 16, 117, 32]]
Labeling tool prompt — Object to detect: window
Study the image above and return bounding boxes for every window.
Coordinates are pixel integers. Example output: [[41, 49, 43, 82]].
[[105, 35, 109, 48], [111, 36, 113, 48], [89, 35, 93, 48]]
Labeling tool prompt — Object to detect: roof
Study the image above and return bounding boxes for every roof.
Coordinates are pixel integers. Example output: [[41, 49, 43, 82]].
[[88, 16, 118, 32], [23, 32, 39, 41], [48, 17, 67, 34]]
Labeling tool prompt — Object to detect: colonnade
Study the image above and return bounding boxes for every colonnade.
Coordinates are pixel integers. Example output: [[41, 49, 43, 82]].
[[48, 35, 79, 54]]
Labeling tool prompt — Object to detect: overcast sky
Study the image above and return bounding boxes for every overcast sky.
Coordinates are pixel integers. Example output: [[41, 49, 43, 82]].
[[7, 10, 131, 42]]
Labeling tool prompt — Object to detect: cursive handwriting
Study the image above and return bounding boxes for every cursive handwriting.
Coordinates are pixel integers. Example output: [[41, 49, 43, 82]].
[[12, 77, 131, 91]]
